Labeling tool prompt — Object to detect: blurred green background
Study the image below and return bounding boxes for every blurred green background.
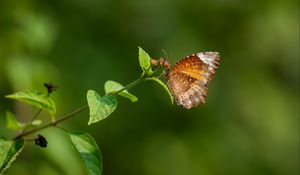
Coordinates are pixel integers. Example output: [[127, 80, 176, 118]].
[[0, 0, 299, 175]]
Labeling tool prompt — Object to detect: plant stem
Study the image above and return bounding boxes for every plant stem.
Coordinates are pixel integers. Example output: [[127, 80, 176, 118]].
[[32, 109, 42, 121], [14, 105, 88, 140], [31, 93, 50, 121], [110, 76, 145, 95], [13, 74, 151, 140], [111, 68, 163, 96], [17, 109, 43, 136]]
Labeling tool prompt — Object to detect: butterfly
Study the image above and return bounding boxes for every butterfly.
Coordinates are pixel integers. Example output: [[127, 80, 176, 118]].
[[165, 52, 220, 109]]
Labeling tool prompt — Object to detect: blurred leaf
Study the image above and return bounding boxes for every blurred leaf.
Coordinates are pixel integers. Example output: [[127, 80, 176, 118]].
[[0, 139, 25, 174], [104, 80, 138, 102], [5, 90, 56, 116], [6, 111, 42, 131], [138, 47, 153, 74], [87, 90, 117, 125], [6, 111, 22, 131], [146, 77, 174, 104], [68, 131, 102, 175]]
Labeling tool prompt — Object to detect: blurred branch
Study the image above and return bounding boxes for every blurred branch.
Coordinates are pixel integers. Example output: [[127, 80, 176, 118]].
[[14, 105, 88, 140], [13, 74, 150, 140]]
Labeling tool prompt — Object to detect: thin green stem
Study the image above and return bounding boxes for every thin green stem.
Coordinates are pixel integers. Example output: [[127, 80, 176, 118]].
[[110, 68, 163, 96], [14, 105, 88, 140], [32, 109, 42, 121], [20, 92, 50, 135], [13, 71, 161, 140], [109, 76, 145, 95], [31, 93, 50, 121], [17, 109, 43, 136]]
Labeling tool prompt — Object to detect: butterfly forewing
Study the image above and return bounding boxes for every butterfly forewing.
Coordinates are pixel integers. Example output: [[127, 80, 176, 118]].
[[166, 52, 220, 109]]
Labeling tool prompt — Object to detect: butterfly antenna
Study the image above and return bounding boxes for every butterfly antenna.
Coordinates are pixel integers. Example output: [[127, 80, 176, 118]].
[[161, 49, 169, 60], [170, 50, 173, 61]]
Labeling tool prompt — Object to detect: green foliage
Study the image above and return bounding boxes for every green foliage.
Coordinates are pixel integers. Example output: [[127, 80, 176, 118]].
[[146, 77, 174, 104], [0, 139, 25, 175], [138, 47, 153, 74], [104, 80, 138, 102], [87, 90, 117, 125], [1, 0, 298, 174], [1, 47, 174, 174], [5, 112, 22, 131], [5, 90, 56, 116], [68, 131, 102, 175], [6, 111, 41, 131], [87, 48, 171, 125]]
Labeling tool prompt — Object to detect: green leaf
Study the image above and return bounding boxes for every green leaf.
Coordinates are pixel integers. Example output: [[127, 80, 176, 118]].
[[87, 90, 117, 125], [146, 77, 174, 104], [104, 80, 138, 102], [0, 139, 25, 174], [5, 90, 56, 116], [68, 131, 102, 175], [138, 47, 153, 74], [6, 111, 22, 131]]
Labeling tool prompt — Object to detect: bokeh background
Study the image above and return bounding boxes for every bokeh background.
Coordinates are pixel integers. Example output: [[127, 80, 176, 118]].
[[0, 0, 299, 175]]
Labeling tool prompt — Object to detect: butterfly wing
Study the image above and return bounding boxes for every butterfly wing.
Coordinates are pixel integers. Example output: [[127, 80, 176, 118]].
[[166, 52, 220, 109]]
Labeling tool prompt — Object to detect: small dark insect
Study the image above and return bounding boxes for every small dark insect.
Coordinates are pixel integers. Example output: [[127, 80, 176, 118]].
[[44, 82, 58, 95], [35, 134, 48, 148]]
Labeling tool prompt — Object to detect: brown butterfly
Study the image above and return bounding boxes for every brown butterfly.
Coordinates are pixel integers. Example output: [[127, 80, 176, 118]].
[[165, 52, 220, 109]]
